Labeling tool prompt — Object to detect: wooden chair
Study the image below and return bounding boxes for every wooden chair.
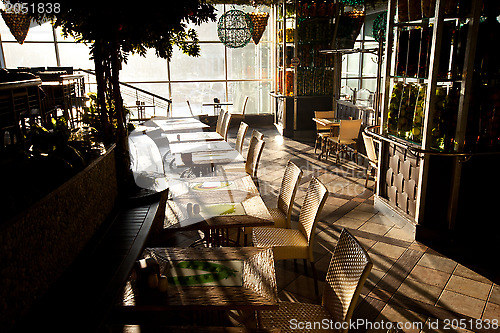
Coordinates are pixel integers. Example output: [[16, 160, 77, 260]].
[[234, 121, 249, 155], [259, 228, 373, 333], [362, 132, 378, 188], [326, 119, 362, 163], [220, 111, 232, 141], [252, 177, 328, 295], [269, 160, 303, 229], [314, 110, 335, 156]]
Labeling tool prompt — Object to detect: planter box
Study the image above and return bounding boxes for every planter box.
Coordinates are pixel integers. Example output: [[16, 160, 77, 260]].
[[0, 145, 118, 331]]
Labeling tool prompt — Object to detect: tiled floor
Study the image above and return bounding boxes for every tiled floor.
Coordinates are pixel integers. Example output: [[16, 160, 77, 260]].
[[164, 125, 500, 333]]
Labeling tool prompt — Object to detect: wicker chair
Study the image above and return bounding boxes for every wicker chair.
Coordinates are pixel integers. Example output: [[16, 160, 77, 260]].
[[314, 110, 335, 156], [216, 109, 226, 135], [251, 129, 264, 141], [253, 177, 328, 294], [243, 160, 303, 245], [220, 111, 232, 141], [235, 121, 249, 155], [269, 160, 303, 229], [259, 229, 373, 333], [362, 132, 378, 188], [245, 136, 265, 180], [326, 119, 362, 163]]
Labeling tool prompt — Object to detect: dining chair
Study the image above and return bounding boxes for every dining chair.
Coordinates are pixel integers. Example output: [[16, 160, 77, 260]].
[[362, 132, 378, 188], [258, 228, 373, 333], [241, 96, 249, 115], [251, 129, 264, 141], [326, 119, 362, 163], [245, 135, 265, 181], [186, 100, 194, 116], [269, 160, 303, 229], [314, 110, 335, 156], [234, 121, 249, 155], [216, 109, 226, 135], [220, 111, 232, 141], [242, 160, 302, 245], [252, 177, 328, 295]]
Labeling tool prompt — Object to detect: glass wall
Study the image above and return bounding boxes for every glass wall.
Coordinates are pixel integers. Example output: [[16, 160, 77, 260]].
[[340, 10, 382, 108], [0, 4, 274, 116]]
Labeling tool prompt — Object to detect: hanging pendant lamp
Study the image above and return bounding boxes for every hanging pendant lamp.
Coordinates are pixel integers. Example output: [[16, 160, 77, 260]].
[[248, 11, 269, 45], [1, 10, 31, 44]]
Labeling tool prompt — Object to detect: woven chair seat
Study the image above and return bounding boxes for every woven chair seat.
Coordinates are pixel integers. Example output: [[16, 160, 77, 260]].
[[260, 301, 340, 333], [327, 136, 356, 145], [253, 227, 308, 260], [268, 207, 287, 228]]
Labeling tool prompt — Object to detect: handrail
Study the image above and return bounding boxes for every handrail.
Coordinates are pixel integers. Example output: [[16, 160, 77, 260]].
[[78, 69, 172, 104], [363, 125, 500, 160]]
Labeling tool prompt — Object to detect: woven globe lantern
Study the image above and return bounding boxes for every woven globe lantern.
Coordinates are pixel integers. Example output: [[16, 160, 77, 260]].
[[217, 9, 254, 48]]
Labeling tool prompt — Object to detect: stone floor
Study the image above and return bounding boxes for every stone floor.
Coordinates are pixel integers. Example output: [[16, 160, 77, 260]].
[[164, 125, 500, 333]]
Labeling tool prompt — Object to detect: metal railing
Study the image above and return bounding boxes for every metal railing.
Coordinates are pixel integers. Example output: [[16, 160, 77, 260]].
[[364, 125, 500, 161], [78, 69, 172, 120]]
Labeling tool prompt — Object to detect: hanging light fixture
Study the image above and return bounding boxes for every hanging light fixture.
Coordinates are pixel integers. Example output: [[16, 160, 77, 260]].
[[247, 10, 269, 45], [1, 8, 31, 44]]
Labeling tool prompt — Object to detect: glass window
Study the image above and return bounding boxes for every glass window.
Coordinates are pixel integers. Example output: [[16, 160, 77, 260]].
[[57, 43, 94, 69], [227, 42, 272, 80], [170, 43, 225, 81], [171, 82, 226, 117], [120, 50, 168, 82], [0, 4, 273, 115], [3, 42, 57, 68], [227, 80, 272, 115]]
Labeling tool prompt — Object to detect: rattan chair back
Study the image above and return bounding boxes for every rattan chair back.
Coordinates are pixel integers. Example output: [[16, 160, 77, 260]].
[[246, 136, 265, 179], [315, 110, 335, 132], [216, 109, 226, 135], [235, 121, 249, 154], [322, 229, 373, 330], [297, 177, 328, 260], [362, 132, 377, 164], [251, 129, 264, 141], [220, 111, 232, 141], [338, 119, 362, 141], [277, 160, 303, 229]]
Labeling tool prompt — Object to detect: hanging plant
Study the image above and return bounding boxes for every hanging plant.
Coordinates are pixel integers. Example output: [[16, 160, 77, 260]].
[[217, 9, 254, 48]]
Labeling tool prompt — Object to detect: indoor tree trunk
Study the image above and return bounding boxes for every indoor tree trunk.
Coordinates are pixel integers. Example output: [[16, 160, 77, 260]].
[[93, 40, 112, 144], [110, 39, 134, 191]]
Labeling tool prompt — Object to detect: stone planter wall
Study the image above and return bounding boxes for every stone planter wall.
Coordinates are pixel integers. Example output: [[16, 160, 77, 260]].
[[0, 145, 118, 330]]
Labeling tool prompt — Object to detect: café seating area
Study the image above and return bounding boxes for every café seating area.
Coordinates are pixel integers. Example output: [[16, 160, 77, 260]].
[[96, 119, 499, 333]]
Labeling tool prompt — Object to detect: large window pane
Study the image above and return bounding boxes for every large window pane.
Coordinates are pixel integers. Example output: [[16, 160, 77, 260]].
[[227, 42, 272, 80], [120, 50, 168, 82], [170, 43, 225, 81], [171, 82, 225, 117], [3, 42, 56, 68], [58, 43, 94, 69], [228, 81, 272, 115]]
